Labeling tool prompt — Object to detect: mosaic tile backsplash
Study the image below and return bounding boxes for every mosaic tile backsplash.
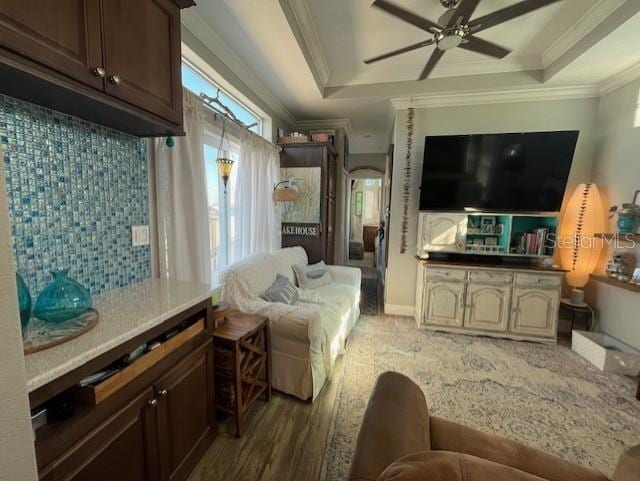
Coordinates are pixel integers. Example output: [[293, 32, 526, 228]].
[[1, 95, 151, 296]]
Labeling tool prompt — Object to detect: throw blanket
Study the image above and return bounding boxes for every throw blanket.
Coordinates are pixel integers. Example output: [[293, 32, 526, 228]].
[[221, 265, 342, 399]]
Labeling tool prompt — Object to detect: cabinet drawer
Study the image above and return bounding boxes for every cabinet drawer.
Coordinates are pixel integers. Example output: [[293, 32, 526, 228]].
[[73, 319, 205, 405], [425, 268, 466, 281], [469, 270, 512, 285], [515, 273, 561, 289]]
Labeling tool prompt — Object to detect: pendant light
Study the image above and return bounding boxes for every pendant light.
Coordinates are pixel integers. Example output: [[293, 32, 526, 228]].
[[559, 183, 605, 297], [216, 116, 234, 194]]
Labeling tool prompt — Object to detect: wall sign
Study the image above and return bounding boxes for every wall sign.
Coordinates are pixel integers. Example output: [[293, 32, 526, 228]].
[[282, 222, 320, 237]]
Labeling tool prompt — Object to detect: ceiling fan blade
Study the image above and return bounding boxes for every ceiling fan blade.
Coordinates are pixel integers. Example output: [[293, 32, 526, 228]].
[[364, 39, 435, 64], [449, 0, 481, 26], [372, 0, 442, 33], [459, 36, 511, 59], [418, 49, 445, 80], [468, 0, 562, 34]]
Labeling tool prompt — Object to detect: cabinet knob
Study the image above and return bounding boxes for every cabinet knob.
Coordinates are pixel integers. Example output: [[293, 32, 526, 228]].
[[147, 398, 158, 407], [92, 67, 106, 78], [108, 75, 122, 85], [158, 389, 168, 397]]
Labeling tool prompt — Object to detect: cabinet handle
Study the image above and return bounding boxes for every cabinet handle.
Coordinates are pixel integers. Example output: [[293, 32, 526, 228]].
[[158, 389, 168, 397], [91, 67, 106, 78], [147, 398, 158, 407], [108, 75, 122, 85]]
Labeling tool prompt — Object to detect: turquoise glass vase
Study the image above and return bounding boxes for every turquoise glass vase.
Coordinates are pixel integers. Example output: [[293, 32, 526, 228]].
[[34, 269, 92, 323], [16, 272, 32, 331]]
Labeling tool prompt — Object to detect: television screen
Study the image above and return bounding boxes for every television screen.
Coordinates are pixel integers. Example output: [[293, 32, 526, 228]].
[[419, 131, 579, 212]]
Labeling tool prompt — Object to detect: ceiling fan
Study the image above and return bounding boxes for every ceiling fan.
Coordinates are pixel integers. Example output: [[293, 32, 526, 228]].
[[364, 0, 562, 80]]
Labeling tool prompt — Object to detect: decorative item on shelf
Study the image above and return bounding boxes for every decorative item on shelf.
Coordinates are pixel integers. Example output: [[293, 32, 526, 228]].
[[16, 272, 32, 333], [480, 216, 496, 231], [33, 269, 92, 323], [606, 252, 634, 282], [400, 107, 415, 254], [277, 131, 309, 144], [23, 308, 99, 355], [608, 191, 640, 234], [272, 179, 299, 202], [559, 183, 605, 292], [165, 136, 175, 148], [468, 216, 481, 229], [310, 130, 335, 144], [216, 116, 234, 194], [631, 267, 640, 285]]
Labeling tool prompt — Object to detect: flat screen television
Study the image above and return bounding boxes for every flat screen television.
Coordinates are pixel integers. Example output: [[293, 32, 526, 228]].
[[419, 131, 579, 212]]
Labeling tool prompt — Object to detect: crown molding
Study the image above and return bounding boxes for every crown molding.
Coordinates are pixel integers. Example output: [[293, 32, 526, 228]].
[[390, 85, 600, 109], [296, 118, 353, 139], [329, 56, 543, 88], [181, 10, 297, 127], [541, 0, 625, 69], [598, 60, 640, 96], [278, 0, 330, 91]]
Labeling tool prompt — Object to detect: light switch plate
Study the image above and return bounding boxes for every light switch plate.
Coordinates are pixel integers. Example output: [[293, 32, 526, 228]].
[[132, 225, 150, 246]]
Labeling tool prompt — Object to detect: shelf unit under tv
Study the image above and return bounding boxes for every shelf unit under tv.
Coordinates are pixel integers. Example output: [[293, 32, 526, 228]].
[[418, 212, 559, 259]]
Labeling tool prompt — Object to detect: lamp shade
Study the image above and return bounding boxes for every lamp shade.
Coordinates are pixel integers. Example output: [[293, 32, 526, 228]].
[[216, 157, 234, 192], [273, 180, 299, 202], [559, 183, 605, 288]]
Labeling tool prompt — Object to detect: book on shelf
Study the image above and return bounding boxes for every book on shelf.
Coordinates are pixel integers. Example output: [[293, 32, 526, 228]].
[[512, 227, 554, 256]]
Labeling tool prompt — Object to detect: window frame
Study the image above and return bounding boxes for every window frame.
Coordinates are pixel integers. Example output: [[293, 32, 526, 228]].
[[181, 57, 264, 137]]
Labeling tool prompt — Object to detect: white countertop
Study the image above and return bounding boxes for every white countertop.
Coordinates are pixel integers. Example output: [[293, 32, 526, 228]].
[[25, 278, 214, 392]]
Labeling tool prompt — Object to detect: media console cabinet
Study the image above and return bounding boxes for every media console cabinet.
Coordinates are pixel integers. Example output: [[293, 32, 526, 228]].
[[415, 212, 565, 344]]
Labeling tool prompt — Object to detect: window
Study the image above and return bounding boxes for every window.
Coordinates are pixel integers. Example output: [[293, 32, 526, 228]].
[[181, 61, 262, 135]]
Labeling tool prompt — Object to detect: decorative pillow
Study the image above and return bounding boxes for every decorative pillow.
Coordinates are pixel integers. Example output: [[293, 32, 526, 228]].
[[263, 274, 299, 305], [293, 261, 333, 290]]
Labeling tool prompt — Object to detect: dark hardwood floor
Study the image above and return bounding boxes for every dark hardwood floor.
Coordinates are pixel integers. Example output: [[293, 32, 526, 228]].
[[188, 358, 344, 481]]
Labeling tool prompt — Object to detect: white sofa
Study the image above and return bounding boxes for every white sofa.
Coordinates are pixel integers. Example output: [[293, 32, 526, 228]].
[[220, 247, 361, 400]]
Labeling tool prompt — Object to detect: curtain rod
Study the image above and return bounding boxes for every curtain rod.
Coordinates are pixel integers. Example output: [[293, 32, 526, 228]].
[[200, 91, 258, 130], [199, 91, 280, 152]]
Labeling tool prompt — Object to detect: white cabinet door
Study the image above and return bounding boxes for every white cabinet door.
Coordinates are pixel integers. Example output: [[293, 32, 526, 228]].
[[424, 281, 465, 327], [420, 213, 467, 253], [464, 284, 511, 332], [510, 288, 559, 337]]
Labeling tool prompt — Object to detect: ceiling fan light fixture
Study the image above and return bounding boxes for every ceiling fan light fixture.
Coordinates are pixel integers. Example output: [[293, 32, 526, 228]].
[[436, 28, 466, 51]]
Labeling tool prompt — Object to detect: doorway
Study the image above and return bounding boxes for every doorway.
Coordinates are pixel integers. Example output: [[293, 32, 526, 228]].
[[348, 177, 382, 268]]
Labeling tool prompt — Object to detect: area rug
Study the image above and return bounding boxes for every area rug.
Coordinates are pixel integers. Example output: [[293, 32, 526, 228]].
[[322, 315, 640, 480], [359, 276, 378, 316]]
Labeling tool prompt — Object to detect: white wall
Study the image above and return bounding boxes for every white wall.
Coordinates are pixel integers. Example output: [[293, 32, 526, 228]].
[[386, 98, 599, 312], [0, 164, 38, 481], [585, 77, 640, 349], [348, 153, 386, 173]]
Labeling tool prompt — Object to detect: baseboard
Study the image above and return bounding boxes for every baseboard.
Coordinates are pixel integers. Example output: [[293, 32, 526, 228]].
[[384, 303, 414, 317]]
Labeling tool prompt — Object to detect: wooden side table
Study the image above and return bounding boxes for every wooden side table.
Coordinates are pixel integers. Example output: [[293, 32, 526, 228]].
[[213, 311, 271, 437]]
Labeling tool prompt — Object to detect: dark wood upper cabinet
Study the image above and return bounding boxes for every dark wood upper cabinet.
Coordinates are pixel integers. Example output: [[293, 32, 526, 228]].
[[0, 0, 190, 136], [0, 0, 104, 89], [102, 0, 182, 124]]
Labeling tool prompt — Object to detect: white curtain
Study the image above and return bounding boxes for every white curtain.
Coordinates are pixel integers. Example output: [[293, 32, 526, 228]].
[[153, 91, 211, 284], [151, 88, 281, 286], [228, 129, 281, 263]]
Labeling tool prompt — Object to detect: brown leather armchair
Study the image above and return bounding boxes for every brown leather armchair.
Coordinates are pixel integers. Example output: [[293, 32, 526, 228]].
[[349, 372, 640, 481]]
